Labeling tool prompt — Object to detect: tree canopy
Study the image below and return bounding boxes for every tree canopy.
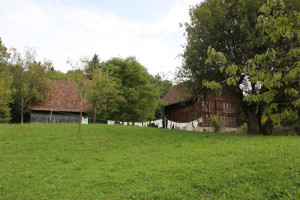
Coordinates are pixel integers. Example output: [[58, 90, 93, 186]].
[[180, 0, 298, 134], [10, 47, 51, 124], [205, 0, 299, 131], [0, 38, 13, 122], [87, 69, 122, 123], [102, 57, 160, 122], [85, 54, 101, 80]]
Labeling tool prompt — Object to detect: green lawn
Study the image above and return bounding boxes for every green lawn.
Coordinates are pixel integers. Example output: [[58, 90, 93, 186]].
[[0, 124, 299, 199]]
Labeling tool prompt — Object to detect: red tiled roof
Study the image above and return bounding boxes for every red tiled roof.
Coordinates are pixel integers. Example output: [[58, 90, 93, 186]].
[[31, 80, 88, 113], [162, 83, 192, 106]]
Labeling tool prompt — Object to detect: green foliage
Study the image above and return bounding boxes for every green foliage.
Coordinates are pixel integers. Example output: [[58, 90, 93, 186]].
[[0, 39, 13, 122], [0, 64, 14, 123], [9, 47, 51, 123], [150, 74, 173, 119], [85, 54, 101, 80], [209, 114, 224, 132], [102, 57, 160, 121], [87, 69, 123, 123], [181, 0, 270, 134], [150, 74, 173, 98], [206, 0, 300, 125], [0, 124, 299, 199], [0, 38, 10, 62], [46, 69, 70, 81]]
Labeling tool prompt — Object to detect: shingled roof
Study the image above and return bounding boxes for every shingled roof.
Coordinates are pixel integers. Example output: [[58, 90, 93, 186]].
[[162, 83, 192, 106], [31, 80, 88, 113]]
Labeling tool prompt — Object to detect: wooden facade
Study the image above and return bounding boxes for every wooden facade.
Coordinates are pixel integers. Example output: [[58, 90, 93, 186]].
[[163, 85, 240, 128]]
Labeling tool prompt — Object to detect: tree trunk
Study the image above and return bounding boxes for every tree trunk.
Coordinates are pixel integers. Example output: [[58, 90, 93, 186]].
[[78, 110, 82, 139], [247, 110, 260, 134], [257, 103, 265, 133], [21, 109, 24, 124], [21, 100, 24, 124], [94, 106, 96, 124]]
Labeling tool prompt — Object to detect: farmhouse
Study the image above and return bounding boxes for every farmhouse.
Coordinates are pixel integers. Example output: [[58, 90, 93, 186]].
[[163, 84, 240, 130], [30, 80, 88, 123]]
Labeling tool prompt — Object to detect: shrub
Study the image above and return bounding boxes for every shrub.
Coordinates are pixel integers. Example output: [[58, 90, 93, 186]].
[[210, 114, 224, 132]]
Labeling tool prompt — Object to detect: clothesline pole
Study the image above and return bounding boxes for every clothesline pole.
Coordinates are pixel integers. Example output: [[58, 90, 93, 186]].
[[164, 117, 166, 129]]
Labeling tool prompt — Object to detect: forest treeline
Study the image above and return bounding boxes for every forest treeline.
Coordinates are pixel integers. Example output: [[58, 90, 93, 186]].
[[0, 43, 172, 124]]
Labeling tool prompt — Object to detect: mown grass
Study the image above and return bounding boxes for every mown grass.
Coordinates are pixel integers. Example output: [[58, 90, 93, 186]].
[[0, 124, 299, 199]]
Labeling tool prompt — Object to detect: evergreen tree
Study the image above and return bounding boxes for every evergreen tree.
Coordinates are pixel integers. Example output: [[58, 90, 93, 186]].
[[86, 54, 101, 80]]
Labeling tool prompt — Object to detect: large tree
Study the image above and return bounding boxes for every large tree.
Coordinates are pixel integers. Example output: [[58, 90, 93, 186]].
[[102, 57, 160, 122], [0, 38, 13, 122], [205, 0, 299, 133], [10, 48, 51, 124], [180, 0, 297, 134], [87, 69, 122, 123]]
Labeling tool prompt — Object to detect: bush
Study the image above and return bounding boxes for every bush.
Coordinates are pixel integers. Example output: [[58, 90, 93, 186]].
[[294, 118, 300, 135], [210, 115, 224, 132]]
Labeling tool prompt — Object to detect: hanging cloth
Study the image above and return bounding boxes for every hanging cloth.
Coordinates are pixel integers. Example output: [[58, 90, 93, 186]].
[[167, 120, 172, 129], [187, 122, 193, 131], [82, 117, 88, 124], [107, 120, 115, 125], [193, 120, 198, 127]]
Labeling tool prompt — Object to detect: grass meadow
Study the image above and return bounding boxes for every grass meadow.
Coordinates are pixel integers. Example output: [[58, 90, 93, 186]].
[[0, 124, 299, 199]]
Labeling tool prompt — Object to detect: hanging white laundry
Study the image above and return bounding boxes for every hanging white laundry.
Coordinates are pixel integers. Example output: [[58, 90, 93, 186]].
[[142, 122, 147, 127], [198, 118, 203, 123], [155, 119, 163, 128], [167, 120, 172, 129], [193, 120, 198, 127], [176, 123, 180, 129], [138, 122, 143, 127], [177, 123, 182, 129], [172, 122, 177, 129], [82, 117, 88, 124], [134, 122, 139, 126], [129, 122, 132, 125], [171, 122, 175, 129], [187, 122, 193, 131], [107, 120, 115, 125], [124, 122, 128, 126], [181, 123, 187, 130]]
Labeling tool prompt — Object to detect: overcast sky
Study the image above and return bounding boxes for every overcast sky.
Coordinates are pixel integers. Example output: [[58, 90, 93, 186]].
[[0, 0, 200, 78]]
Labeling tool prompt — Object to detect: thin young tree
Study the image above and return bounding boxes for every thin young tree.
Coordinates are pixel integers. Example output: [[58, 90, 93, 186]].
[[67, 58, 90, 139]]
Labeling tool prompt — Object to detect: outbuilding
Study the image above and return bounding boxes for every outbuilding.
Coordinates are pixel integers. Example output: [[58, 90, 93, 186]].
[[30, 80, 88, 123]]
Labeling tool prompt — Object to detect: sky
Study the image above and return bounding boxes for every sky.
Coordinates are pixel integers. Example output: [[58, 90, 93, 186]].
[[0, 0, 201, 78]]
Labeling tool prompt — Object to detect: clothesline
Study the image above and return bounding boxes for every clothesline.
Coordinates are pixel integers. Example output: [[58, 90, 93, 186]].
[[106, 118, 203, 131], [48, 110, 202, 131]]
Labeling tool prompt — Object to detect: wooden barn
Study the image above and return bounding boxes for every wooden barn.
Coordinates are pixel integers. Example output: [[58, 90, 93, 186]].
[[30, 80, 88, 123], [162, 84, 240, 128]]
